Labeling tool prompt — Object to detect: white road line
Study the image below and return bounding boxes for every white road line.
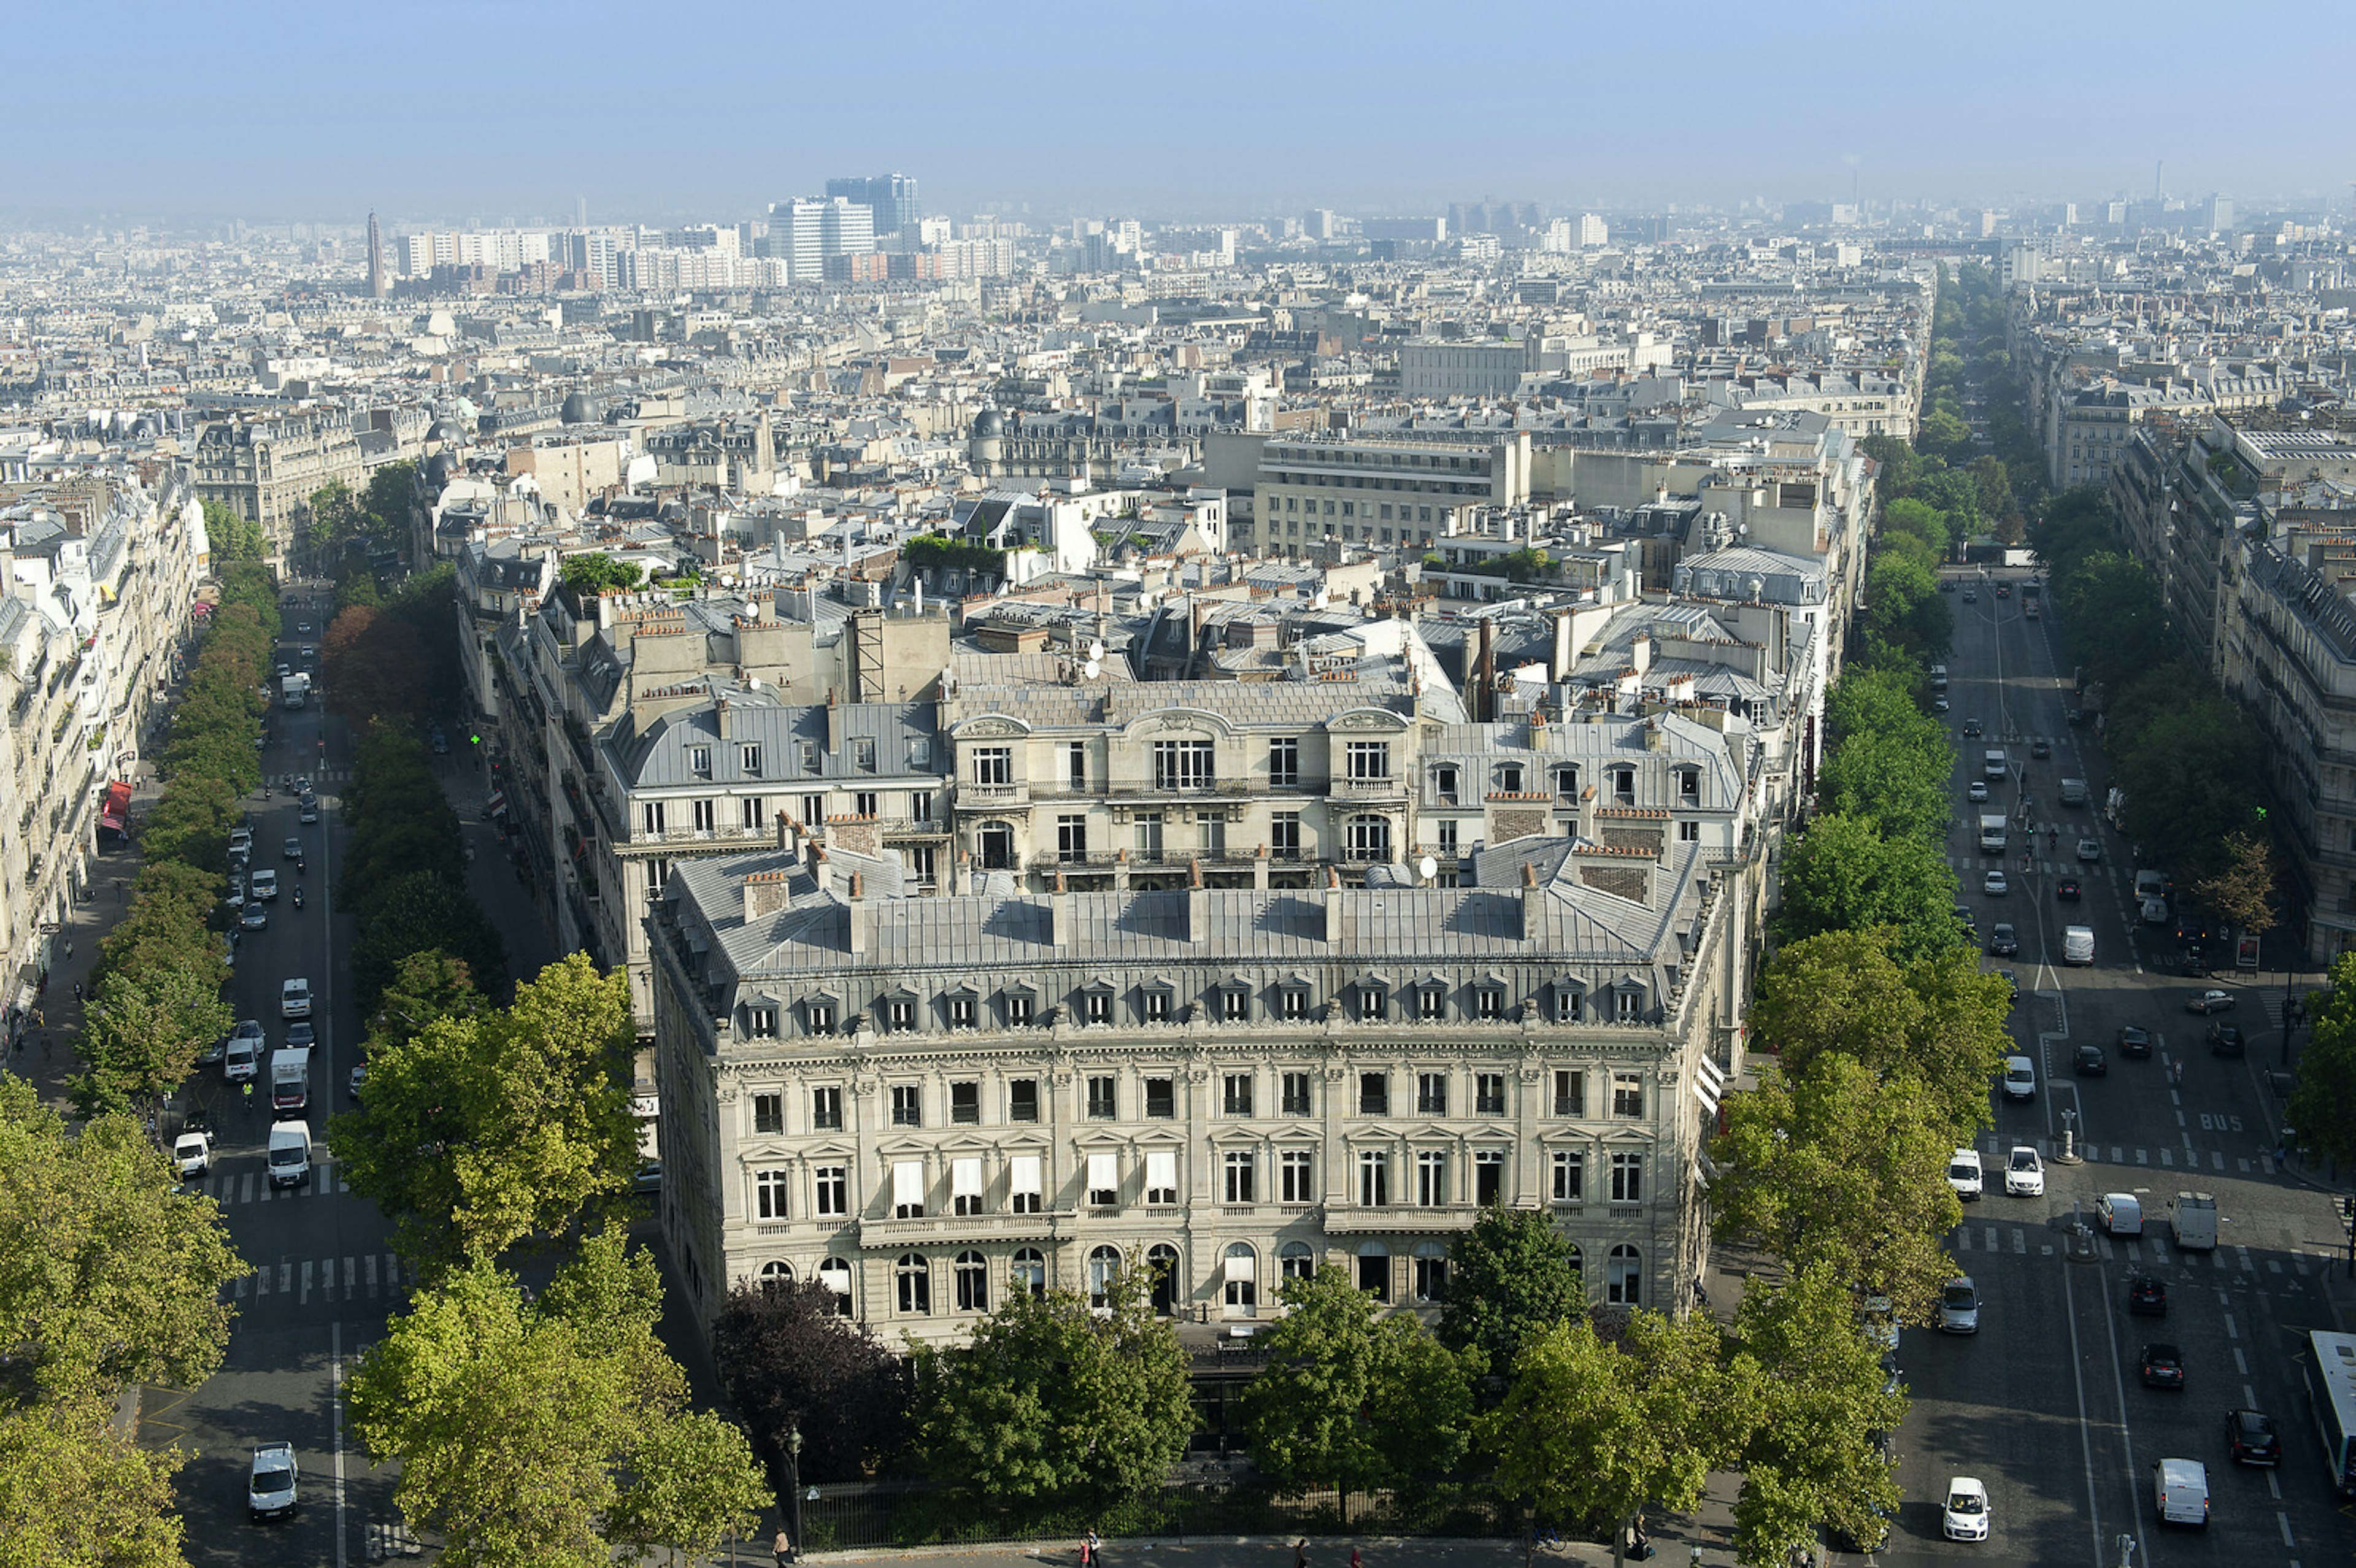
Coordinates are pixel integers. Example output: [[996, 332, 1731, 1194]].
[[2278, 1510, 2294, 1547], [333, 1320, 347, 1568], [2099, 1236, 2115, 1260], [343, 1256, 356, 1296], [364, 1253, 379, 1296], [2212, 1150, 2227, 1171], [2159, 1148, 2173, 1167], [277, 1262, 291, 1295], [2236, 1348, 2249, 1375], [1984, 1225, 1998, 1252], [2133, 1148, 2146, 1164], [299, 1259, 314, 1305], [2012, 1229, 2028, 1255]]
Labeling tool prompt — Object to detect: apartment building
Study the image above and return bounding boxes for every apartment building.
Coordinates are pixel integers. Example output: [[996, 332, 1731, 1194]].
[[1250, 432, 1534, 556], [190, 411, 369, 563]]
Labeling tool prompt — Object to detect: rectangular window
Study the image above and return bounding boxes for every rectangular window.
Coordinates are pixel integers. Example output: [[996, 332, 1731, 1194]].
[[641, 801, 666, 835], [1271, 812, 1302, 859], [1085, 991, 1112, 1024], [688, 746, 712, 777], [740, 796, 767, 831], [907, 736, 931, 769], [1552, 1151, 1584, 1203], [1416, 1072, 1447, 1115], [745, 1005, 778, 1038], [1357, 1150, 1389, 1207], [755, 1168, 790, 1220], [1066, 740, 1087, 791], [741, 743, 762, 775], [952, 1156, 984, 1216], [1358, 1072, 1388, 1115], [890, 1085, 922, 1127], [1223, 1151, 1256, 1203], [1345, 740, 1390, 782], [1552, 1070, 1585, 1118], [855, 790, 878, 818], [1222, 1073, 1254, 1115], [1086, 1151, 1118, 1207], [810, 1086, 842, 1130], [1006, 994, 1033, 1027], [1009, 1154, 1042, 1214], [752, 1093, 784, 1134], [814, 1164, 847, 1216], [1610, 1151, 1643, 1204], [1556, 989, 1584, 1023], [1007, 1078, 1039, 1121], [1153, 739, 1215, 792], [1414, 1252, 1447, 1302], [1417, 986, 1444, 1021], [947, 996, 976, 1030], [1281, 1072, 1312, 1115], [1476, 988, 1503, 1020], [1136, 813, 1164, 860], [1617, 990, 1642, 1023], [807, 1000, 836, 1037], [912, 791, 934, 824], [886, 999, 915, 1032], [1358, 986, 1385, 1021], [891, 1159, 925, 1218], [1475, 1149, 1505, 1204], [1144, 1077, 1176, 1118], [799, 740, 821, 775], [1087, 1075, 1118, 1120], [950, 1080, 980, 1124], [1220, 988, 1249, 1023], [853, 738, 877, 773], [1475, 1073, 1506, 1115], [801, 794, 825, 830], [1269, 737, 1300, 787], [1281, 1150, 1315, 1202], [972, 747, 1012, 785], [1612, 1072, 1645, 1118], [1677, 819, 1700, 842], [1146, 1150, 1179, 1205], [1416, 1150, 1447, 1206], [1280, 987, 1308, 1020], [1058, 814, 1088, 861]]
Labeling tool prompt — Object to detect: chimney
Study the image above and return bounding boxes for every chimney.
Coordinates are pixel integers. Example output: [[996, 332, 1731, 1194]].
[[742, 869, 793, 921], [1322, 865, 1347, 944], [1186, 857, 1209, 943], [825, 689, 842, 756], [845, 870, 869, 956], [1475, 618, 1496, 722], [1049, 872, 1069, 947], [776, 817, 791, 855], [715, 696, 733, 740], [1520, 859, 1544, 939]]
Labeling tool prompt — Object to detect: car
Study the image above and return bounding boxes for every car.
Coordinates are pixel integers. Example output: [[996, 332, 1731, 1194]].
[[2074, 1043, 2109, 1075], [250, 868, 277, 900], [1939, 1277, 1981, 1334], [298, 799, 318, 824], [283, 837, 302, 859], [1953, 903, 1976, 937], [275, 663, 290, 680], [2057, 878, 2082, 901], [2119, 1024, 2154, 1058], [2004, 1145, 2045, 1196], [634, 1159, 663, 1196], [1996, 969, 2020, 1004], [2098, 1192, 2146, 1236], [225, 874, 246, 907], [297, 621, 312, 633], [228, 826, 253, 855], [2208, 1023, 2244, 1056], [1934, 696, 1950, 713], [285, 1021, 315, 1049], [1962, 718, 1984, 738], [2185, 990, 2235, 1015], [1947, 1147, 1984, 1201], [2067, 706, 2084, 724], [2031, 739, 2052, 758], [1968, 780, 1990, 802], [1942, 1477, 1990, 1542], [1962, 588, 1979, 604], [1941, 578, 1957, 593], [301, 645, 314, 659], [2223, 1407, 2281, 1466], [1983, 869, 2008, 896], [1987, 922, 2018, 956], [249, 1442, 297, 1521], [2127, 1274, 2168, 1315], [2001, 1055, 2036, 1100], [348, 1064, 367, 1101], [281, 978, 312, 1019], [2141, 1343, 2186, 1389], [241, 901, 268, 930], [1996, 584, 2011, 599], [173, 1129, 212, 1177], [2026, 602, 2040, 620]]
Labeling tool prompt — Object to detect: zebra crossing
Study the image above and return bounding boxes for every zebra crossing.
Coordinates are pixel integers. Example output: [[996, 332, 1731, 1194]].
[[225, 1250, 418, 1305], [1971, 1132, 2273, 1178], [1949, 1218, 2341, 1278], [364, 1517, 425, 1559], [268, 769, 348, 788], [196, 1166, 350, 1205], [1950, 853, 2117, 879]]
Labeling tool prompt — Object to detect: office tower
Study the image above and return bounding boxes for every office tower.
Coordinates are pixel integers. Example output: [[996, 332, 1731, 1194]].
[[366, 211, 387, 297], [825, 173, 920, 236]]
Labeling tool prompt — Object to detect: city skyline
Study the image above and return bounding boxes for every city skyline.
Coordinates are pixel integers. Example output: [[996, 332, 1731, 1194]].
[[9, 0, 2352, 224]]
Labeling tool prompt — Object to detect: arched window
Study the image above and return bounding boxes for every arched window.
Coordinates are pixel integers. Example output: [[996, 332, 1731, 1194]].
[[1010, 1247, 1046, 1299], [759, 1259, 794, 1283], [1412, 1242, 1449, 1302], [1355, 1240, 1390, 1302], [819, 1256, 853, 1315], [1279, 1241, 1317, 1282], [1145, 1243, 1181, 1315], [1087, 1245, 1123, 1309], [1607, 1244, 1642, 1306], [953, 1250, 988, 1313], [1222, 1242, 1258, 1313], [895, 1252, 931, 1315]]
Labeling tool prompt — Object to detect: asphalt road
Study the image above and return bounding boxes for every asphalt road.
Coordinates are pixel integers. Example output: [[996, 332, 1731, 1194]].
[[1854, 566, 2356, 1568]]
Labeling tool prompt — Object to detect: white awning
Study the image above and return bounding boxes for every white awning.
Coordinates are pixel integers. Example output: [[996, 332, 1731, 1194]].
[[1692, 1055, 1727, 1114], [952, 1157, 983, 1200], [1145, 1150, 1178, 1191], [891, 1160, 924, 1209], [1086, 1152, 1117, 1194], [1223, 1247, 1255, 1284], [1009, 1154, 1041, 1199], [819, 1262, 851, 1295]]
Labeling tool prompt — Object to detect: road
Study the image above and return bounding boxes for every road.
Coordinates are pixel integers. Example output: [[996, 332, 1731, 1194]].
[[1855, 566, 2355, 1567]]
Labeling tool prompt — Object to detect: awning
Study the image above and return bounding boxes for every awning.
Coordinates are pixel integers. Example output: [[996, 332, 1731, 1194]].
[[486, 791, 508, 817], [98, 780, 133, 832]]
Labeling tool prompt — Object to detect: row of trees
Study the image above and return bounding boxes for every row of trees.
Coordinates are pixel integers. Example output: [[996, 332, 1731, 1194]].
[[77, 565, 283, 1112], [334, 724, 506, 1019]]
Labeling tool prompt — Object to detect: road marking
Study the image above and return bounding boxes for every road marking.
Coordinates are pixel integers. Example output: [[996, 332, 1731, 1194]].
[[255, 1265, 270, 1298], [2159, 1148, 2173, 1167], [1985, 1225, 1999, 1252], [2278, 1510, 2294, 1547], [1958, 1228, 1973, 1251], [344, 1256, 356, 1297], [2239, 1158, 2252, 1173], [333, 1320, 347, 1568], [2235, 1348, 2249, 1375], [2269, 1259, 2284, 1274], [299, 1259, 314, 1305], [279, 1262, 291, 1295], [364, 1253, 379, 1296], [2012, 1228, 2028, 1255], [2238, 1247, 2255, 1273], [2099, 1236, 2115, 1260], [2213, 1150, 2227, 1171], [2134, 1148, 2147, 1164], [2268, 1470, 2281, 1501]]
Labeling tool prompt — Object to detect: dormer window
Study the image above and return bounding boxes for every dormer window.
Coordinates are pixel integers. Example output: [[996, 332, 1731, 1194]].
[[741, 744, 763, 775], [688, 746, 712, 778], [1554, 765, 1579, 799], [1554, 985, 1585, 1024], [1495, 763, 1522, 794], [1611, 767, 1636, 806]]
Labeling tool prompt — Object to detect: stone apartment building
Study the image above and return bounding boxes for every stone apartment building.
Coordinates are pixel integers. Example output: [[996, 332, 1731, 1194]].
[[190, 410, 370, 562]]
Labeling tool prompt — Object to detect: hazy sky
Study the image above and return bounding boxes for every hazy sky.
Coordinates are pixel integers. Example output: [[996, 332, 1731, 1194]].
[[10, 0, 2351, 226]]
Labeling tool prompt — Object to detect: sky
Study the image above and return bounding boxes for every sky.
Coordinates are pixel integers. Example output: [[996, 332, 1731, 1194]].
[[9, 0, 2353, 227]]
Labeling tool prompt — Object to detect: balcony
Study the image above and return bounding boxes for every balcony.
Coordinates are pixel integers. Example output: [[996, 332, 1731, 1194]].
[[957, 780, 1030, 809], [1317, 1202, 1501, 1236], [1332, 775, 1405, 801], [854, 1208, 1077, 1251]]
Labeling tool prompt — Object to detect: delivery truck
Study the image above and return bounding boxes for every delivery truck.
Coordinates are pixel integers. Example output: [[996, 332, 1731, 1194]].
[[281, 671, 310, 709], [1979, 813, 2008, 852], [269, 1046, 311, 1114]]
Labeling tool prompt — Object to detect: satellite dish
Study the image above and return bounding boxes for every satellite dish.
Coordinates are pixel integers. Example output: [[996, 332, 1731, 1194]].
[[1088, 639, 1105, 661], [1418, 855, 1439, 881], [1082, 658, 1101, 679], [1312, 591, 1329, 609]]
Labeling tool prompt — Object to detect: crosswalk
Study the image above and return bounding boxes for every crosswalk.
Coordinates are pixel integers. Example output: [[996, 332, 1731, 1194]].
[[1951, 855, 2116, 879], [364, 1518, 425, 1559], [225, 1250, 418, 1305], [1950, 1218, 2342, 1278], [1972, 1132, 2275, 1178], [194, 1166, 350, 1205], [268, 769, 348, 788]]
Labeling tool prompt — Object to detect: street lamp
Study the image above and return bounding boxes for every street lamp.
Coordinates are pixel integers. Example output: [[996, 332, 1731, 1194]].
[[785, 1424, 804, 1564]]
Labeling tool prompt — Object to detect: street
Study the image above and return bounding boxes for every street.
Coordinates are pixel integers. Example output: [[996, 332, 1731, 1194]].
[[1857, 566, 2355, 1567]]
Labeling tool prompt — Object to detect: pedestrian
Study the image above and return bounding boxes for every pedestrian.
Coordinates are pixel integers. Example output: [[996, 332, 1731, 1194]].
[[1349, 1548, 1364, 1568], [1294, 1540, 1309, 1568], [72, 982, 82, 1004], [63, 940, 71, 962], [773, 1526, 793, 1567], [1088, 1528, 1103, 1568], [1079, 1533, 1093, 1567]]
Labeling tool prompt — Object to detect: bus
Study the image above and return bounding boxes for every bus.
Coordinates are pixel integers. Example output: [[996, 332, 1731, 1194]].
[[2303, 1329, 2356, 1495]]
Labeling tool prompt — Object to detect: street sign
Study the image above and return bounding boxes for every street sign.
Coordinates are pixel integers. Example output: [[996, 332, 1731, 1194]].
[[2236, 935, 2260, 969]]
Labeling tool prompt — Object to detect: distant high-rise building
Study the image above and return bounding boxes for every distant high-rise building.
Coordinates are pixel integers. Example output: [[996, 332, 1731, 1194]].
[[2204, 194, 2235, 233], [366, 211, 387, 298], [766, 197, 876, 283], [1577, 212, 1609, 248], [825, 173, 919, 236]]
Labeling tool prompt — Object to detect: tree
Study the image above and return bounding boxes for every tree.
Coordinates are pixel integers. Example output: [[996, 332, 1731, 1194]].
[[1772, 815, 1961, 963], [73, 959, 234, 1113], [2192, 830, 2280, 940], [712, 1277, 910, 1486], [199, 498, 266, 566], [0, 1078, 247, 1399], [1819, 669, 1953, 843], [1728, 1264, 1906, 1564], [347, 1231, 764, 1568], [320, 605, 429, 727], [1484, 1310, 1755, 1561], [1238, 1265, 1476, 1495], [371, 948, 490, 1047], [1438, 1205, 1582, 1378], [363, 461, 418, 539], [348, 869, 508, 1018], [1709, 1055, 1963, 1324], [328, 953, 637, 1271], [305, 480, 365, 567], [2111, 698, 2264, 874], [559, 552, 645, 599], [0, 1394, 191, 1567], [909, 1279, 1194, 1504], [2287, 952, 2356, 1170]]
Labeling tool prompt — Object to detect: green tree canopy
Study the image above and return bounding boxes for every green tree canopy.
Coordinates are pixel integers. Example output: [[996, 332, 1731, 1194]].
[[1772, 814, 1961, 962], [2287, 952, 2356, 1170], [1436, 1204, 1583, 1378], [199, 498, 266, 566], [0, 1394, 192, 1568], [712, 1277, 910, 1486], [1819, 669, 1954, 842], [558, 552, 645, 598]]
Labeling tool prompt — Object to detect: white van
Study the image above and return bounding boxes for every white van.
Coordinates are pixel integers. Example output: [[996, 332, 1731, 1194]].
[[2152, 1457, 2209, 1526], [2169, 1191, 2218, 1251], [1930, 664, 1950, 692], [266, 1121, 312, 1189], [2001, 1055, 2036, 1101], [2097, 1192, 2144, 1236], [2062, 925, 2095, 966], [1984, 747, 2009, 780]]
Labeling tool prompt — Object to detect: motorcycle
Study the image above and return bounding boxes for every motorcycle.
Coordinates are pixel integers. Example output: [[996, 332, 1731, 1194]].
[[292, 886, 304, 909]]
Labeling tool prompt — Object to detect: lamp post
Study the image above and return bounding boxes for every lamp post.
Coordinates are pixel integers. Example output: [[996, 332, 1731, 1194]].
[[786, 1424, 805, 1563]]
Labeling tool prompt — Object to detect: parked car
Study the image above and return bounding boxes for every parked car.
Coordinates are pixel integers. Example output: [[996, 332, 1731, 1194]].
[[2185, 990, 2236, 1015], [2208, 1023, 2246, 1057], [1996, 969, 2020, 1004], [1938, 1277, 1981, 1334], [1942, 1477, 1990, 1542], [2222, 1408, 2281, 1466], [2127, 1275, 2168, 1315], [2140, 1343, 2187, 1389], [1947, 1147, 1984, 1201], [2119, 1024, 2154, 1058], [2004, 1145, 2045, 1196], [2074, 1043, 2109, 1075]]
